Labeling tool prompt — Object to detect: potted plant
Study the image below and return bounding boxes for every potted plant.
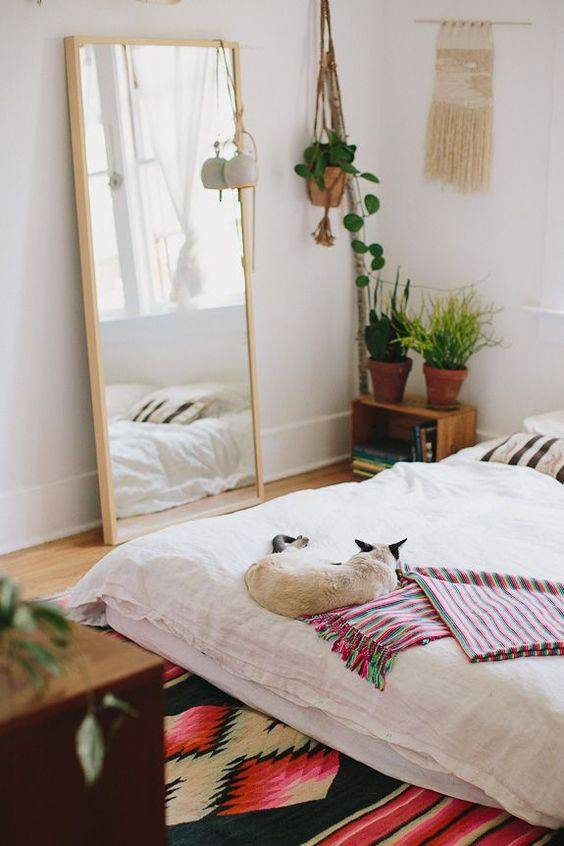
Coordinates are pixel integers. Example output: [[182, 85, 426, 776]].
[[398, 288, 503, 409], [294, 130, 380, 245], [357, 269, 412, 403]]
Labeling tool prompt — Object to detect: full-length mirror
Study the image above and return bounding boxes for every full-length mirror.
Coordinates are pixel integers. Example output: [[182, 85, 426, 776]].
[[66, 37, 263, 544]]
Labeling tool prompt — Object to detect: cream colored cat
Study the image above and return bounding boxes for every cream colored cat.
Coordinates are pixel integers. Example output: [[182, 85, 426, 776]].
[[244, 535, 406, 619]]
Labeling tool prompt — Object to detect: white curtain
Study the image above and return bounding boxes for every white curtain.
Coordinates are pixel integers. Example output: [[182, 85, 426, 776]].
[[131, 45, 214, 308]]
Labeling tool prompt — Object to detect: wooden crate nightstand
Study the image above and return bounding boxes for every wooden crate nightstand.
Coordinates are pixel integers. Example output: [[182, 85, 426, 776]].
[[0, 622, 166, 846], [352, 395, 477, 473]]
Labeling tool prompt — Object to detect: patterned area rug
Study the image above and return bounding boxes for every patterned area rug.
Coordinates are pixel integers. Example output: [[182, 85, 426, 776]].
[[149, 646, 560, 845]]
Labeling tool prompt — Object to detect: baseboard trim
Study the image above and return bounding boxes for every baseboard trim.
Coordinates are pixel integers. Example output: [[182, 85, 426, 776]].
[[261, 410, 351, 437], [0, 519, 102, 557]]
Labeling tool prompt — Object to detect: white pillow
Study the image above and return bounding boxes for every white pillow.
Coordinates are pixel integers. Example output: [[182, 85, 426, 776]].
[[105, 383, 156, 421], [523, 410, 564, 437]]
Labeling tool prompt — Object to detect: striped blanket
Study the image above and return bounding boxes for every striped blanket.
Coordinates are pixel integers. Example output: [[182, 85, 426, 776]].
[[304, 566, 564, 689]]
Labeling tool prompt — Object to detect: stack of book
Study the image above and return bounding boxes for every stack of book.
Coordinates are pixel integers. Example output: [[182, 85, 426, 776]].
[[352, 438, 413, 477], [352, 422, 438, 478]]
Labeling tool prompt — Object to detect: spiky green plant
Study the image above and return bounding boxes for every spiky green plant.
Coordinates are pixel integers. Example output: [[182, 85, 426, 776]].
[[362, 269, 411, 362], [398, 288, 502, 370]]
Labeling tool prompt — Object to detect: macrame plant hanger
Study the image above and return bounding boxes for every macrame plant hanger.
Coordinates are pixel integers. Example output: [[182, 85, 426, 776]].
[[316, 0, 369, 391]]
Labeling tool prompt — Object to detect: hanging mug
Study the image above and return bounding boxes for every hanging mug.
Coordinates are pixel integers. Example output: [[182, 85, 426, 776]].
[[223, 131, 258, 189], [201, 141, 228, 190]]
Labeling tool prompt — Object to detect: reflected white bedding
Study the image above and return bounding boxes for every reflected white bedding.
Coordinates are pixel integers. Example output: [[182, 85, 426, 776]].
[[109, 409, 255, 518], [67, 453, 564, 827]]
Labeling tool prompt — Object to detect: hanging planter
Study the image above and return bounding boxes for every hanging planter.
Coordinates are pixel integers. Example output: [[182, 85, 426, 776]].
[[307, 165, 346, 208], [293, 0, 382, 252]]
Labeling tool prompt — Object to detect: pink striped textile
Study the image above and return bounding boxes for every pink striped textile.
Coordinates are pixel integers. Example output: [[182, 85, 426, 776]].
[[303, 567, 564, 689]]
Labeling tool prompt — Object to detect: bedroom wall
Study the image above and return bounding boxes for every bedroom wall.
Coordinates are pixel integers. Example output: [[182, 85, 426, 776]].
[[378, 0, 564, 439], [0, 0, 383, 552]]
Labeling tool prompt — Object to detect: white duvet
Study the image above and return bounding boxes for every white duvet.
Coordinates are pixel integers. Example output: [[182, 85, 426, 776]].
[[67, 452, 564, 827], [109, 410, 255, 518]]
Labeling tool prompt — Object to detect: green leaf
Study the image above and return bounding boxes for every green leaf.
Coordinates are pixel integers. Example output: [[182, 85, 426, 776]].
[[294, 163, 310, 179], [76, 712, 105, 786], [368, 243, 383, 257], [351, 239, 368, 254], [355, 275, 370, 288], [0, 576, 20, 627], [102, 692, 139, 718], [14, 655, 44, 690], [343, 213, 364, 232], [303, 144, 317, 164], [364, 194, 380, 215], [329, 144, 355, 165], [371, 256, 386, 271], [13, 605, 36, 633], [32, 602, 71, 635], [360, 172, 380, 183], [340, 163, 359, 175], [12, 639, 61, 677]]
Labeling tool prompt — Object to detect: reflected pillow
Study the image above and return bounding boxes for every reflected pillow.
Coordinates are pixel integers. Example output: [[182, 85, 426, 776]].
[[106, 383, 156, 421], [481, 433, 564, 483], [127, 391, 208, 425]]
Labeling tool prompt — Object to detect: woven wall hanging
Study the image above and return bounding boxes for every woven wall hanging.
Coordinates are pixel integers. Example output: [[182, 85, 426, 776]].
[[424, 20, 493, 193]]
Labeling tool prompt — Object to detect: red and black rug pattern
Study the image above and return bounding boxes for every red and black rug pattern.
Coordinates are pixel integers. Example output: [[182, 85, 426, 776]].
[[157, 656, 560, 845]]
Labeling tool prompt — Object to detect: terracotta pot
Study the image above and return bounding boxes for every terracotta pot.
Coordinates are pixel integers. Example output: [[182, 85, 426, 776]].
[[368, 358, 413, 404], [424, 364, 468, 409], [308, 166, 346, 208]]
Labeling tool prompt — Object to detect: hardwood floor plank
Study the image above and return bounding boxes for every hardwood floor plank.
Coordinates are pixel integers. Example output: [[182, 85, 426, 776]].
[[0, 462, 355, 599]]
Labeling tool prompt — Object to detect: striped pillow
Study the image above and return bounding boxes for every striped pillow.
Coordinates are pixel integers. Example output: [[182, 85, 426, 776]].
[[127, 396, 207, 425], [481, 433, 564, 483]]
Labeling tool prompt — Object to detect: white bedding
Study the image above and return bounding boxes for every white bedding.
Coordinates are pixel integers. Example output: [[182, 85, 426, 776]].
[[109, 409, 255, 518], [67, 454, 564, 827]]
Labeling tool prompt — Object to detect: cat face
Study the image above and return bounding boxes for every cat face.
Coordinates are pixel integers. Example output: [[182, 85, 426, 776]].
[[354, 538, 407, 561]]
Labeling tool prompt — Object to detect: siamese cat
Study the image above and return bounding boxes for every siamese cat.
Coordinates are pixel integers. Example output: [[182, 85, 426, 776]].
[[244, 535, 407, 619]]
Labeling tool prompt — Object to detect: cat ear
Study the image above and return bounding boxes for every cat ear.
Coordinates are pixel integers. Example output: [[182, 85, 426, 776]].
[[355, 539, 374, 552], [388, 538, 408, 560]]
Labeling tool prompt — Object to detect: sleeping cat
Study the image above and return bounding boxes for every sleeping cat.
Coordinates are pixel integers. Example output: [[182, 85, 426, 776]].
[[244, 535, 407, 619]]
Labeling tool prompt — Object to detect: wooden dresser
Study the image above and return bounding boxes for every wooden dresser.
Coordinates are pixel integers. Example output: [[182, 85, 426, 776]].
[[0, 622, 166, 846]]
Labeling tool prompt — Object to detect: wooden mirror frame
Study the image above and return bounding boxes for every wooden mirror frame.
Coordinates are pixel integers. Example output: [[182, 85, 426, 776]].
[[65, 36, 264, 545]]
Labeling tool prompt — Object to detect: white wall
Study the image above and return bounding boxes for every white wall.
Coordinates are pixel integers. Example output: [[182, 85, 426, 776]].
[[101, 307, 249, 387], [379, 0, 564, 439], [0, 0, 382, 552]]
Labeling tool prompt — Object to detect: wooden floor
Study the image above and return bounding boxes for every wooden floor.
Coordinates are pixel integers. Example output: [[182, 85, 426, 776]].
[[0, 462, 355, 599]]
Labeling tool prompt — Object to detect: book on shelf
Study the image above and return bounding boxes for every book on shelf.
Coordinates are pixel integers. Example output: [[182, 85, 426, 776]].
[[352, 438, 413, 464], [351, 438, 413, 478], [410, 421, 437, 462], [352, 459, 394, 475]]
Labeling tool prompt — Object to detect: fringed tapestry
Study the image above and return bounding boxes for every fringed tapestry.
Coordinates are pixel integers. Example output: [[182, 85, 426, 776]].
[[425, 20, 493, 193]]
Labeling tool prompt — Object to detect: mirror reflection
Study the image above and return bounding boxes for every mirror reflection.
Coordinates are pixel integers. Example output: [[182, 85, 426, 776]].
[[79, 42, 258, 526]]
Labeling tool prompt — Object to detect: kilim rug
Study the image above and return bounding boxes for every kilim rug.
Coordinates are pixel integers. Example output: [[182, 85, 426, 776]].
[[132, 635, 561, 845]]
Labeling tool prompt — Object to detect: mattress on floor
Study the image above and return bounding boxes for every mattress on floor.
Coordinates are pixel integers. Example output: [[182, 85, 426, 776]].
[[106, 606, 498, 809], [67, 455, 564, 829]]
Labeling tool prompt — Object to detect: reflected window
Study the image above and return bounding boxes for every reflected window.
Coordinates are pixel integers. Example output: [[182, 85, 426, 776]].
[[80, 44, 244, 321]]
